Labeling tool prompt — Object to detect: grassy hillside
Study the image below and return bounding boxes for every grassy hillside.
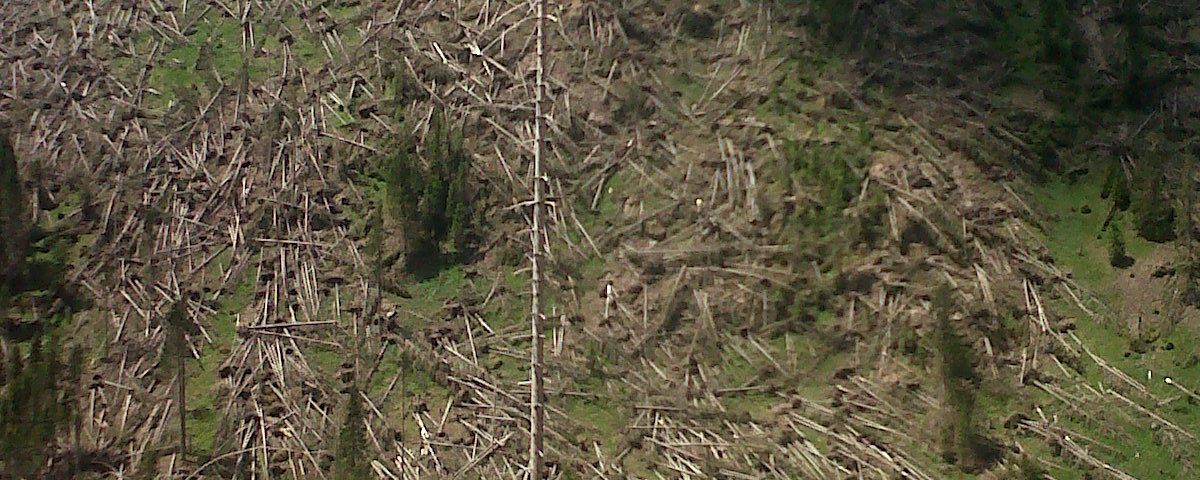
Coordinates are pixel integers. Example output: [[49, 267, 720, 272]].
[[2, 0, 1199, 479]]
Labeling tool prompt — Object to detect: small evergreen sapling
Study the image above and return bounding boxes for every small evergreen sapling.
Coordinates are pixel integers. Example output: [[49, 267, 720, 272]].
[[333, 388, 370, 479], [1109, 214, 1133, 268]]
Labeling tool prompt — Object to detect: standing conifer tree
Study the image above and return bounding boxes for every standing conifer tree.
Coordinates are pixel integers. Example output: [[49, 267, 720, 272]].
[[1109, 214, 1132, 268], [334, 388, 369, 479], [1185, 152, 1198, 287], [382, 111, 478, 266], [0, 335, 74, 477], [1118, 1, 1150, 108], [933, 285, 986, 470], [0, 127, 28, 298]]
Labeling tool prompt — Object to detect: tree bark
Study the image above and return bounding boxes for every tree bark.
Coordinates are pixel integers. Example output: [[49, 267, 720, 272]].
[[529, 0, 547, 477]]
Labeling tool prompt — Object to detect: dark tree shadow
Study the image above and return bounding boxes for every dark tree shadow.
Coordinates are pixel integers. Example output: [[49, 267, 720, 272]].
[[404, 247, 450, 281], [402, 241, 480, 281], [1111, 253, 1135, 269]]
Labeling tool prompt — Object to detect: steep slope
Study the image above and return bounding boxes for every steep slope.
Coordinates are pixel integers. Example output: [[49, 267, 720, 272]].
[[1, 1, 1198, 479]]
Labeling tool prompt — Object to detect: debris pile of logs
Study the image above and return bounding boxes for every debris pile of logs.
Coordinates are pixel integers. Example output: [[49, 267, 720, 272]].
[[3, 0, 1196, 477]]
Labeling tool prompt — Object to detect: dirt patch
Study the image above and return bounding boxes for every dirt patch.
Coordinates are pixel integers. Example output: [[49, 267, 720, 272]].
[[1113, 244, 1200, 336]]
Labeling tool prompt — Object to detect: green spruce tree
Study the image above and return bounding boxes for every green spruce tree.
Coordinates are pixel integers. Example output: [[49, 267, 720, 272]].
[[933, 284, 985, 470], [1118, 1, 1151, 109], [0, 128, 29, 298], [333, 387, 370, 479], [1037, 0, 1083, 88], [1133, 171, 1177, 243], [0, 335, 75, 478], [1109, 213, 1132, 268], [164, 300, 197, 458], [382, 110, 479, 266]]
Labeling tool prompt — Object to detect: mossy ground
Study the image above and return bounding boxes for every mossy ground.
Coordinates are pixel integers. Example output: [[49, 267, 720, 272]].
[[186, 253, 255, 456]]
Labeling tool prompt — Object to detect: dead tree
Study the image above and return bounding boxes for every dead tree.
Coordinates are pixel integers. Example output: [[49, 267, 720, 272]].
[[528, 0, 549, 477]]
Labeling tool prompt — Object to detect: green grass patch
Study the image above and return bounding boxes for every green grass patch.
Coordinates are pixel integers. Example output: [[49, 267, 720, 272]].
[[1054, 409, 1183, 479], [186, 258, 255, 455], [396, 265, 468, 322], [137, 14, 287, 105], [664, 71, 705, 107], [472, 267, 530, 333], [563, 387, 623, 441], [1032, 165, 1200, 476], [1032, 167, 1156, 299], [589, 169, 631, 221], [1038, 296, 1200, 477], [308, 345, 342, 380]]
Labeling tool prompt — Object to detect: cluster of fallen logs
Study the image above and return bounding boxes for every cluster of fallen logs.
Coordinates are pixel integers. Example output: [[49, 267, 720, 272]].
[[554, 3, 1200, 478], [2, 0, 610, 475], [4, 0, 1198, 478]]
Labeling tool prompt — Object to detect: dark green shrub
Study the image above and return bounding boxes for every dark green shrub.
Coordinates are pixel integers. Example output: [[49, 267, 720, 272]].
[[783, 140, 866, 215], [615, 83, 653, 123], [388, 69, 426, 107], [812, 0, 860, 44], [1016, 454, 1049, 480], [619, 12, 655, 45], [681, 5, 716, 39], [853, 190, 889, 249], [1133, 176, 1176, 242]]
